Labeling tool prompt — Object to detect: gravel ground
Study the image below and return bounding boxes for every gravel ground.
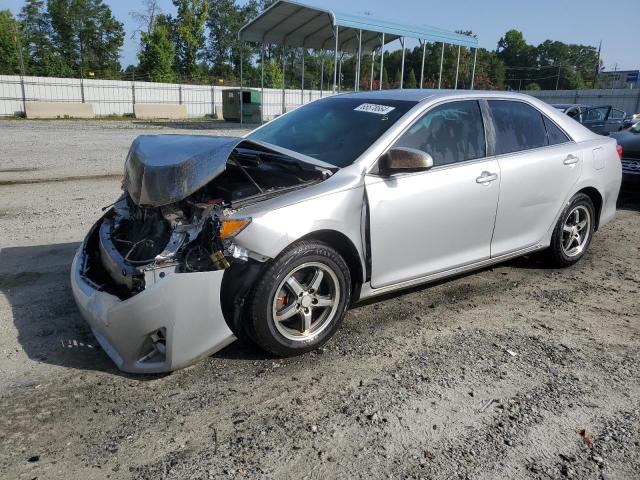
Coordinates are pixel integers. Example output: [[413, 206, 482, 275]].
[[1, 120, 639, 480]]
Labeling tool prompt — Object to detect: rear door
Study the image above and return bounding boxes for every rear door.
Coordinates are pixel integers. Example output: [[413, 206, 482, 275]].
[[581, 106, 612, 135], [487, 100, 582, 257], [606, 109, 626, 133], [365, 100, 500, 288]]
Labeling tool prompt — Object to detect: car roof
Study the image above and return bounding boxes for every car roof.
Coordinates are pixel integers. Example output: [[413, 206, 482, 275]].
[[551, 103, 588, 108], [337, 89, 555, 103]]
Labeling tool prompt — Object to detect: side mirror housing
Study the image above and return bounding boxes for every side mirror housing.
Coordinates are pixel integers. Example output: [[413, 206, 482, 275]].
[[378, 147, 434, 176]]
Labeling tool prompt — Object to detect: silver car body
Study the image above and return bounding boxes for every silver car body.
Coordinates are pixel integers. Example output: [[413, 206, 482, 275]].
[[71, 90, 621, 373]]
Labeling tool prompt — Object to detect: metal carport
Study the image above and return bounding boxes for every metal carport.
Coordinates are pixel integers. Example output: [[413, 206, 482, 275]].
[[238, 0, 479, 123]]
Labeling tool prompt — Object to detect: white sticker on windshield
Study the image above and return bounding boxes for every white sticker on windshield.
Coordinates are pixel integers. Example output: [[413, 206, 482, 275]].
[[354, 103, 396, 115]]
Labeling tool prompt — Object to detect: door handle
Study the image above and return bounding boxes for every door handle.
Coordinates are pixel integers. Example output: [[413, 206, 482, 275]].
[[476, 171, 498, 184], [563, 154, 579, 165]]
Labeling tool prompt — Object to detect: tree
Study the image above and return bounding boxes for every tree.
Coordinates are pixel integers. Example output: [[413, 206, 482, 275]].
[[405, 68, 417, 88], [172, 0, 208, 80], [207, 0, 259, 80], [137, 14, 176, 82], [536, 40, 597, 89], [18, 0, 55, 75], [393, 69, 401, 87], [47, 0, 125, 78], [497, 30, 536, 67], [130, 0, 163, 37], [0, 10, 25, 75], [262, 58, 282, 88]]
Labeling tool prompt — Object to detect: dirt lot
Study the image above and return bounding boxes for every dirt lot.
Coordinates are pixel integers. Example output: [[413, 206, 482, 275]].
[[1, 119, 639, 480]]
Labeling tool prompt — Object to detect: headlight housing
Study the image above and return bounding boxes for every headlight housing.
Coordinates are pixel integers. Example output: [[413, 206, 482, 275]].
[[219, 217, 252, 239]]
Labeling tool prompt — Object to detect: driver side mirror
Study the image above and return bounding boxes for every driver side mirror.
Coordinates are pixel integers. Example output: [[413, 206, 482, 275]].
[[378, 147, 434, 176]]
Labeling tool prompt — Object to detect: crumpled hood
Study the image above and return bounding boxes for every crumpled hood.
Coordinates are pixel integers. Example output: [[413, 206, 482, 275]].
[[124, 134, 243, 207]]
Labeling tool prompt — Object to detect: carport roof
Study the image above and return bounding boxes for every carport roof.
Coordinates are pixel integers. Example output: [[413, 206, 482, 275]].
[[239, 0, 478, 54]]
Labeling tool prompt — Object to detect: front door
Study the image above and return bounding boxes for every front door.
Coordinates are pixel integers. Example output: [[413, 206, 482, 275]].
[[365, 99, 500, 289]]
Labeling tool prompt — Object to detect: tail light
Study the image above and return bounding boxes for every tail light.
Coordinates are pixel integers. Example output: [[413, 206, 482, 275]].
[[616, 144, 623, 160]]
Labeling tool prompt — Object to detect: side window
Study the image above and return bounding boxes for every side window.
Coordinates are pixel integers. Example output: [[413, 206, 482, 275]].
[[609, 109, 625, 120], [488, 100, 547, 155], [543, 115, 570, 145], [583, 107, 609, 122], [566, 107, 579, 118], [394, 100, 486, 166]]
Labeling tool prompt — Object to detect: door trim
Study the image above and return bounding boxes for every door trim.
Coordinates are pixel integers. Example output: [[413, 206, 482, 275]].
[[358, 242, 546, 301]]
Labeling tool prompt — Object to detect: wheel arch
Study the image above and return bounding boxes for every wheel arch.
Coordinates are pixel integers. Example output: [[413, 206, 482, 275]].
[[296, 229, 364, 302], [575, 186, 603, 230]]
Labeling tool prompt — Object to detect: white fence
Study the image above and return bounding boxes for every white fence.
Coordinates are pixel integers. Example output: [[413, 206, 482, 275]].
[[2, 74, 640, 120], [0, 74, 334, 120], [527, 88, 640, 114]]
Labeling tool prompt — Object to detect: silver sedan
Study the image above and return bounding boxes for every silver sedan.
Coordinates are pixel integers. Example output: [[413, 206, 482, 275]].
[[71, 90, 622, 373]]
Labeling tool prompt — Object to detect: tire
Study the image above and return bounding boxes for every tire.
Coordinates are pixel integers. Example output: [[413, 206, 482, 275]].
[[546, 193, 595, 267], [245, 240, 351, 357]]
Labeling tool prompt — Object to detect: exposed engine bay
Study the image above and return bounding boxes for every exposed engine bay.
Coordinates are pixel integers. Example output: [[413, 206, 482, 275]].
[[81, 136, 332, 299]]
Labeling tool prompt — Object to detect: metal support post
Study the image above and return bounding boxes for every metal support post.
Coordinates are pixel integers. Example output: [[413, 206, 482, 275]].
[[420, 40, 426, 88], [470, 47, 477, 89], [438, 42, 445, 89], [454, 45, 460, 89], [379, 33, 385, 90], [332, 26, 339, 92], [400, 37, 405, 88]]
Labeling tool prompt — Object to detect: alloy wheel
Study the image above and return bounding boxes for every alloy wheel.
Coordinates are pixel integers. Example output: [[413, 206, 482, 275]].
[[271, 262, 340, 341], [561, 205, 591, 257]]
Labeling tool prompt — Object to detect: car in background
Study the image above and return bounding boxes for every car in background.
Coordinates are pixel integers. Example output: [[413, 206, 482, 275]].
[[553, 103, 626, 135], [611, 122, 640, 191], [623, 113, 640, 130], [552, 103, 589, 120]]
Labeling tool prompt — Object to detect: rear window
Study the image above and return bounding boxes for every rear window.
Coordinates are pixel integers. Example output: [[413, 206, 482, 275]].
[[248, 97, 416, 167], [543, 116, 570, 145], [488, 100, 548, 155]]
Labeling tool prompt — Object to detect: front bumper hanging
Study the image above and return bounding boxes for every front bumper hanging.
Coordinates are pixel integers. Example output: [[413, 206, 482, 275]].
[[71, 242, 236, 373]]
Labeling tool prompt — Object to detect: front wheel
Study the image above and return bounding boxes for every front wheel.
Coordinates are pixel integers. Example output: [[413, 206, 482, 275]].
[[546, 193, 595, 267], [245, 241, 351, 357]]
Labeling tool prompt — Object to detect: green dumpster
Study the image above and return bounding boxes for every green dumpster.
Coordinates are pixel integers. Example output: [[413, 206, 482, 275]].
[[222, 88, 262, 123]]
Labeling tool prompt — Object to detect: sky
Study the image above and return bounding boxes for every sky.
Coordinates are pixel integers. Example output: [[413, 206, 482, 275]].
[[2, 0, 638, 72]]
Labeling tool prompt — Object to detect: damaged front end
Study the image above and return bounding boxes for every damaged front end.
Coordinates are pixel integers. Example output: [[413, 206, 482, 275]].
[[71, 135, 331, 373]]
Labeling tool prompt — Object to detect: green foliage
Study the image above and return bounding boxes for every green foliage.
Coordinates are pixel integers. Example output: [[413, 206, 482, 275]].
[[405, 68, 417, 88], [262, 59, 283, 88], [137, 14, 177, 83], [206, 0, 259, 79], [382, 67, 389, 88], [47, 0, 125, 78], [0, 10, 25, 75], [393, 69, 401, 87], [497, 30, 536, 68], [172, 0, 208, 80], [498, 30, 598, 90]]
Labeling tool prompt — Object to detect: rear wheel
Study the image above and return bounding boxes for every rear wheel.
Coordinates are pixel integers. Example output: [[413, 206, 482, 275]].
[[546, 193, 595, 267], [245, 241, 351, 356]]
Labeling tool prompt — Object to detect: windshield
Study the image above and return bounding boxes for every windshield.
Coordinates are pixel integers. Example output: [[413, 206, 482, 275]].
[[247, 97, 417, 167]]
